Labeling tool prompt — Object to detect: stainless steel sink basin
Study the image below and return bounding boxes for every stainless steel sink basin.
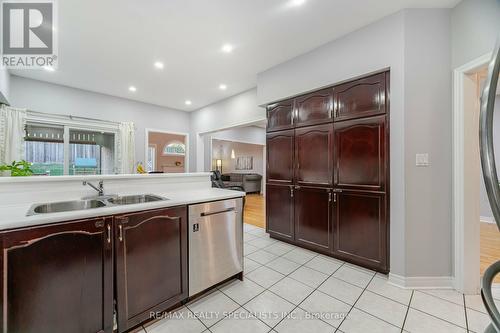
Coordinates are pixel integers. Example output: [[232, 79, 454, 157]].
[[28, 199, 106, 215], [106, 194, 167, 205], [26, 194, 168, 216]]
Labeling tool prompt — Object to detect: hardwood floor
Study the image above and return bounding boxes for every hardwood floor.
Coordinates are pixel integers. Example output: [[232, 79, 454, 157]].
[[244, 194, 265, 228], [481, 221, 500, 283]]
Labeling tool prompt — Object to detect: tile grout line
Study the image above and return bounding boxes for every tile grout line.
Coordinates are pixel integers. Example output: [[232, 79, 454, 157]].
[[408, 305, 469, 330], [463, 294, 470, 333], [243, 230, 393, 331], [264, 258, 347, 331], [335, 273, 377, 331], [148, 225, 389, 333], [214, 239, 323, 331], [185, 301, 214, 332], [400, 290, 414, 332]]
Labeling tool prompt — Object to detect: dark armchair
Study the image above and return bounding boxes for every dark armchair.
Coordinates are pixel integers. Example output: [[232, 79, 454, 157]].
[[211, 170, 244, 192]]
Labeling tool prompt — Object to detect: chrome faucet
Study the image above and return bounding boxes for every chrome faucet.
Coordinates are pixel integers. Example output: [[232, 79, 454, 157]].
[[83, 180, 104, 196]]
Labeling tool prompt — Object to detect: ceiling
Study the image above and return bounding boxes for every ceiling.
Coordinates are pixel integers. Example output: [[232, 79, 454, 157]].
[[12, 0, 460, 111]]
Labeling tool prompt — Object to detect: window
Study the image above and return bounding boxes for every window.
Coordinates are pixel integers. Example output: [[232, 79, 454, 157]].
[[69, 129, 115, 175], [24, 121, 117, 176], [162, 142, 185, 155], [25, 124, 64, 176]]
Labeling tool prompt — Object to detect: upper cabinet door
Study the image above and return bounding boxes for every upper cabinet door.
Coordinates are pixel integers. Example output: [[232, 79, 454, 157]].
[[334, 115, 387, 191], [266, 184, 294, 240], [334, 72, 387, 121], [267, 99, 294, 132], [115, 207, 188, 332], [267, 129, 294, 184], [0, 217, 114, 333], [295, 88, 333, 127], [295, 124, 333, 187]]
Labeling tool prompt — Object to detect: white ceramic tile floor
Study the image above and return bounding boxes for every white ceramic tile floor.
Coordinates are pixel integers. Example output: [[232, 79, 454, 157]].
[[138, 223, 493, 333]]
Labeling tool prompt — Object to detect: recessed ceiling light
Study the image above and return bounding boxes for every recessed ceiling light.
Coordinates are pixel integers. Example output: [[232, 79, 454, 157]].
[[43, 66, 55, 72], [221, 44, 233, 53], [154, 61, 164, 69], [185, 100, 192, 105], [289, 0, 306, 6], [219, 84, 227, 90], [129, 86, 137, 92]]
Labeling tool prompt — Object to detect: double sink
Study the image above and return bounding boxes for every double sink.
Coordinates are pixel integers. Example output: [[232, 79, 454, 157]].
[[27, 194, 168, 216]]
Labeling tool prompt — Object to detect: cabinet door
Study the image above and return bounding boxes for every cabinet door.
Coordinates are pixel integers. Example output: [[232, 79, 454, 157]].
[[267, 130, 294, 184], [295, 88, 333, 127], [0, 218, 113, 333], [266, 184, 294, 240], [333, 191, 388, 272], [294, 186, 332, 252], [295, 124, 333, 187], [334, 115, 387, 191], [267, 100, 294, 132], [334, 72, 387, 121], [115, 207, 188, 332]]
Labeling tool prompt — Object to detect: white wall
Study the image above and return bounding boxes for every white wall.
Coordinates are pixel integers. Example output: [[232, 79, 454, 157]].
[[0, 69, 10, 102], [9, 76, 190, 166], [211, 126, 266, 146], [257, 11, 407, 278], [451, 0, 500, 69], [189, 88, 266, 172], [403, 9, 452, 277]]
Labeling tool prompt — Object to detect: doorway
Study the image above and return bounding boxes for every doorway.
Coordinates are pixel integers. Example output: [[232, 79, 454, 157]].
[[145, 129, 189, 173], [199, 120, 267, 229], [453, 52, 500, 294]]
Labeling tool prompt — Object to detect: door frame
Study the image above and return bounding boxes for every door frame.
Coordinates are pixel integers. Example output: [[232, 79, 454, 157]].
[[144, 128, 189, 172], [453, 52, 492, 294]]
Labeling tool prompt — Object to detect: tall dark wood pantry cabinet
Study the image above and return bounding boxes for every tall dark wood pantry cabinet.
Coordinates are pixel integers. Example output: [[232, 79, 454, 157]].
[[265, 71, 390, 273]]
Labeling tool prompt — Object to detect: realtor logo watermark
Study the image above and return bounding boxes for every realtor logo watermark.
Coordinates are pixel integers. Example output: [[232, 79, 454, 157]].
[[1, 0, 58, 69]]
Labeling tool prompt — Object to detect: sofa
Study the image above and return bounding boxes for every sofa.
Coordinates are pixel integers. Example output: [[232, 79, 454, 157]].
[[221, 173, 262, 194]]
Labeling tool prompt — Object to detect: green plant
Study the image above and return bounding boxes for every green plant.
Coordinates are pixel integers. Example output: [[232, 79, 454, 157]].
[[0, 160, 34, 177]]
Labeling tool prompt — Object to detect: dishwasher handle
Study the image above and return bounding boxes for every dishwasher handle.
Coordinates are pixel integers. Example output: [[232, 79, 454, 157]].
[[200, 207, 235, 217]]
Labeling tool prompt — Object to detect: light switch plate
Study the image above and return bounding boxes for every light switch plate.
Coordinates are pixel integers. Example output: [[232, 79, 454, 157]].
[[416, 153, 429, 167]]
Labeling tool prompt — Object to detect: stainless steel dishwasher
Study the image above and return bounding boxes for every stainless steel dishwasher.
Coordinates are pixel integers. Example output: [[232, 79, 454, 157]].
[[188, 198, 243, 296]]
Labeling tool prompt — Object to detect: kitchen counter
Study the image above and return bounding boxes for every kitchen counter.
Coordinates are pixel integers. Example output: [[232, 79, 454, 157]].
[[0, 173, 245, 231]]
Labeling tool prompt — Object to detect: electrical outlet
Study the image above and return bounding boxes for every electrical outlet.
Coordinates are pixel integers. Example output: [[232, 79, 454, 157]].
[[416, 153, 429, 167]]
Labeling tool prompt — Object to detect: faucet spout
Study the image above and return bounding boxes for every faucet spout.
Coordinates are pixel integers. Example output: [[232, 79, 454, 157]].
[[83, 180, 104, 196]]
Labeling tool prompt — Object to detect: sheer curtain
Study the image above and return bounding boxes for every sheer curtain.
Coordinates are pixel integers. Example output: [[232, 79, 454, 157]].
[[117, 122, 135, 174], [0, 105, 27, 165]]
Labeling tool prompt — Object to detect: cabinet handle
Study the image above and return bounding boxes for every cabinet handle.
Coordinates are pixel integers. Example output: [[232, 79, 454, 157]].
[[290, 187, 294, 198], [118, 225, 123, 242], [333, 193, 337, 203], [106, 224, 111, 244], [328, 192, 332, 202]]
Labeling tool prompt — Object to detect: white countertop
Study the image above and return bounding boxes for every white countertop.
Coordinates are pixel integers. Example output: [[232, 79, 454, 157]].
[[0, 188, 245, 231]]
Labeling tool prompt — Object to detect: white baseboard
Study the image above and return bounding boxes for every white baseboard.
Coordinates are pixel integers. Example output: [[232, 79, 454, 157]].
[[389, 273, 454, 289], [481, 216, 496, 224]]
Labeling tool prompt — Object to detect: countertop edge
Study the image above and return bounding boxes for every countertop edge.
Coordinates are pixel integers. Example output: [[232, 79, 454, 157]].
[[0, 189, 245, 232]]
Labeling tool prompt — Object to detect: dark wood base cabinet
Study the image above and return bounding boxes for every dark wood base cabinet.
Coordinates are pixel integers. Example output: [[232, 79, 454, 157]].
[[115, 207, 188, 333], [266, 70, 390, 273], [0, 217, 114, 333], [333, 191, 388, 272], [0, 206, 188, 333], [294, 186, 332, 252]]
